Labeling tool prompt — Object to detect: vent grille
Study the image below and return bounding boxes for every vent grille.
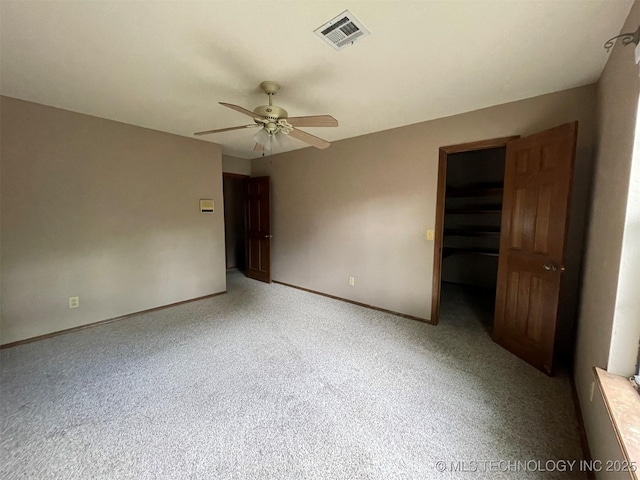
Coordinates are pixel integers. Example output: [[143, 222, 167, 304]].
[[314, 10, 370, 51]]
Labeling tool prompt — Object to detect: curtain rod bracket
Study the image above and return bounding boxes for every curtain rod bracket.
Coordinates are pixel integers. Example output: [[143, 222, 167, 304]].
[[604, 25, 640, 52]]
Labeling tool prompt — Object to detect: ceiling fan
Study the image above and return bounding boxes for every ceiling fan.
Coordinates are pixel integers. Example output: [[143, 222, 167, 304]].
[[194, 81, 338, 153]]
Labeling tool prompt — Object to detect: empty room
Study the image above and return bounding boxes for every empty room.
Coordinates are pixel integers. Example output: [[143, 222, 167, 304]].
[[1, 1, 639, 479]]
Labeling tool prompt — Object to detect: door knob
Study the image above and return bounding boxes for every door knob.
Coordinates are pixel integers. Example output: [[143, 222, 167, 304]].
[[543, 263, 557, 271], [264, 234, 273, 239]]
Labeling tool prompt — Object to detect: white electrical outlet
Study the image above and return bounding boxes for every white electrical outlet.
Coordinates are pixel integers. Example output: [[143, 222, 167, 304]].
[[349, 276, 355, 286], [68, 296, 79, 309], [589, 381, 595, 402]]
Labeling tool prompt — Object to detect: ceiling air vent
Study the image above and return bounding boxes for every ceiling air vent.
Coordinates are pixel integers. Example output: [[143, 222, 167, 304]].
[[314, 10, 370, 51]]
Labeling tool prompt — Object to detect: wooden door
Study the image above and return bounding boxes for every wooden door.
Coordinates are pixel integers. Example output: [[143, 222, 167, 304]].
[[493, 122, 577, 375], [246, 176, 272, 283]]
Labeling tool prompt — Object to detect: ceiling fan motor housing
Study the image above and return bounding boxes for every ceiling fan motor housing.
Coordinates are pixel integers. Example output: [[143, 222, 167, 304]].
[[253, 105, 288, 121]]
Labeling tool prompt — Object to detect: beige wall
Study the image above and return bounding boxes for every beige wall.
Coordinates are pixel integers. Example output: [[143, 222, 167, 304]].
[[252, 85, 596, 327], [222, 154, 251, 176], [575, 1, 640, 475], [0, 97, 226, 344]]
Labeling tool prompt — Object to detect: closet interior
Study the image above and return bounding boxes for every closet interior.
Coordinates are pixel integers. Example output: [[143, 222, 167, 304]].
[[440, 147, 506, 332]]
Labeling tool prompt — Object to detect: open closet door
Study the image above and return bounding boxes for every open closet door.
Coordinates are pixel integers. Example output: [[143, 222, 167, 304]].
[[493, 122, 578, 375], [246, 176, 272, 283]]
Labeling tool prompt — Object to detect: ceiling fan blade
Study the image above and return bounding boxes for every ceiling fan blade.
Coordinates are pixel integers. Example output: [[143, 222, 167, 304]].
[[194, 124, 259, 136], [219, 102, 265, 120], [288, 128, 331, 149], [287, 115, 338, 127], [254, 143, 264, 152]]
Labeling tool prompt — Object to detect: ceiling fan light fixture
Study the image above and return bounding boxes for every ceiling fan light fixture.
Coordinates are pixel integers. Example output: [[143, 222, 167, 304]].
[[253, 127, 271, 147], [274, 131, 290, 150], [277, 119, 293, 134]]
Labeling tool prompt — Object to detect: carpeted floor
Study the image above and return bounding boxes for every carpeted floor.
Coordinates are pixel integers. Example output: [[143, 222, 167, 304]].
[[1, 271, 585, 479]]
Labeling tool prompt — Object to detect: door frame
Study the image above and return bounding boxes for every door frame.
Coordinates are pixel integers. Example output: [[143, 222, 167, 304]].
[[430, 136, 520, 324]]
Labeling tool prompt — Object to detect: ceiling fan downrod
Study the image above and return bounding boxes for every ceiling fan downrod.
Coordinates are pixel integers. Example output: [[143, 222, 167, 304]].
[[259, 81, 281, 108]]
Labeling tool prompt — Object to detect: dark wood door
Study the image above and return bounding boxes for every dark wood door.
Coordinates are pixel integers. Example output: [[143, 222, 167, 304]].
[[493, 122, 578, 375], [246, 176, 271, 283]]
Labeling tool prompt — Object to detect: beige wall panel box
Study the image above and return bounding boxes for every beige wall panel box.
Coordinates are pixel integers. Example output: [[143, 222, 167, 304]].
[[200, 199, 214, 213]]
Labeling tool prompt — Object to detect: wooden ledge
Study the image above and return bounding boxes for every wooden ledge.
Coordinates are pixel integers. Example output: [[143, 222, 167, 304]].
[[594, 367, 640, 479]]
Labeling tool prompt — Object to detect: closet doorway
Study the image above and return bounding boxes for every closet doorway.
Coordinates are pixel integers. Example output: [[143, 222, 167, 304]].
[[431, 123, 578, 375], [431, 136, 518, 328], [223, 173, 249, 272]]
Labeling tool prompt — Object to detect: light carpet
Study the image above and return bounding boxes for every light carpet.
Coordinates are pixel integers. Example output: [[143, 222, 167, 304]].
[[1, 271, 585, 479]]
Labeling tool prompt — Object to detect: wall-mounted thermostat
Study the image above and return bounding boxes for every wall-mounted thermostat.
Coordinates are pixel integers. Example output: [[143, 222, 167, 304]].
[[200, 199, 214, 213]]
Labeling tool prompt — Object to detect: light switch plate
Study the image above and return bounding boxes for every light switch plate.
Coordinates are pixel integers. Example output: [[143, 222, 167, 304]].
[[427, 229, 435, 241]]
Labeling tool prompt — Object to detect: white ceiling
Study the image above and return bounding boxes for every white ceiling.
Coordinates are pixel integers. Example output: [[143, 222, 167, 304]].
[[0, 1, 633, 159]]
